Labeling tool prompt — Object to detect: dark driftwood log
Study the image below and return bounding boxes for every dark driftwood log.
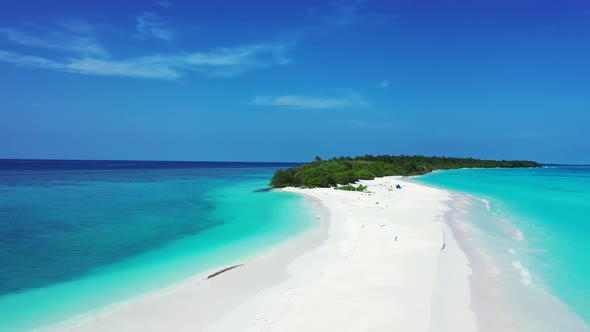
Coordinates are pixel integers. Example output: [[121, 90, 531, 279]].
[[254, 187, 273, 193], [207, 264, 244, 279]]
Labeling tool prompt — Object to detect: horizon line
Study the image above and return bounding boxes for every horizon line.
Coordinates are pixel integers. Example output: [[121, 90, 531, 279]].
[[0, 157, 587, 166]]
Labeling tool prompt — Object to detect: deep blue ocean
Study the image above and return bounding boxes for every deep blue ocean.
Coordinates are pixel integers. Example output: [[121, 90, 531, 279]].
[[0, 160, 312, 331], [415, 166, 590, 329]]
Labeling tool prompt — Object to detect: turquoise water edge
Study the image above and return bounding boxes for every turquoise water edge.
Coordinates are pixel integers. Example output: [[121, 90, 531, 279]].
[[2, 162, 589, 331], [0, 161, 313, 331], [414, 166, 590, 329]]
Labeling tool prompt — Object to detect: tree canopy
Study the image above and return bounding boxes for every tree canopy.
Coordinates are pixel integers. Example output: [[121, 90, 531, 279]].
[[270, 155, 540, 188]]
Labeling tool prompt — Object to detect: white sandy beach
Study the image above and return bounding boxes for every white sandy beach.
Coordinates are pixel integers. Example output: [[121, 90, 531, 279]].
[[65, 176, 477, 332]]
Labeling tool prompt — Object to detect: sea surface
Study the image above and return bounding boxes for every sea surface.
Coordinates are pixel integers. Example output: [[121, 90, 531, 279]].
[[0, 160, 312, 331], [414, 166, 590, 330]]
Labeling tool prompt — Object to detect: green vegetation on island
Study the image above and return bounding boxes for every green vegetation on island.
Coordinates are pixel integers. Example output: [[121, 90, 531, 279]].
[[334, 184, 367, 192], [270, 155, 540, 188]]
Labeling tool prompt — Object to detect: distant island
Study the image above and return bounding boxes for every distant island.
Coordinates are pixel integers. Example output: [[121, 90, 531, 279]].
[[270, 155, 540, 188]]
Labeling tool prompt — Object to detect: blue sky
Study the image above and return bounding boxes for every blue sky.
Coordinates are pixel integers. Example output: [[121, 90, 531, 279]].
[[1, 0, 589, 163]]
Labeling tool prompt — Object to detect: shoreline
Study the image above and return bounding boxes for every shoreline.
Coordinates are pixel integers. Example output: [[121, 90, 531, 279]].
[[62, 176, 479, 331], [411, 172, 589, 332], [43, 193, 328, 331], [439, 193, 589, 332]]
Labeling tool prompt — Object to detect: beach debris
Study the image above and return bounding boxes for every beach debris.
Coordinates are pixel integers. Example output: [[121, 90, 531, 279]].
[[380, 224, 386, 227], [207, 264, 244, 279]]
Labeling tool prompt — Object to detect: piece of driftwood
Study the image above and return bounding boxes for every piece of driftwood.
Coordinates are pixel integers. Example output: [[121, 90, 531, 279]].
[[207, 264, 244, 279], [254, 187, 273, 193]]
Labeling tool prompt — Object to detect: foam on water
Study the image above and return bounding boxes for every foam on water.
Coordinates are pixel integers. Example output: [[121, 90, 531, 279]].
[[512, 260, 532, 286], [478, 198, 491, 211], [414, 167, 590, 330]]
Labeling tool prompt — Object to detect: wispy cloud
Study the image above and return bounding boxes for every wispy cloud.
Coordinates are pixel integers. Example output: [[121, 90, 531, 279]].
[[66, 56, 181, 79], [184, 44, 292, 76], [156, 0, 172, 9], [0, 50, 62, 70], [0, 26, 108, 57], [0, 10, 294, 80], [377, 79, 389, 88], [310, 1, 398, 26], [0, 43, 292, 79], [135, 12, 174, 41], [252, 93, 369, 110]]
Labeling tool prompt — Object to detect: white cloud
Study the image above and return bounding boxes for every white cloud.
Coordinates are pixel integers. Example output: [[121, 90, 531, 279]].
[[184, 44, 292, 75], [156, 0, 172, 8], [253, 93, 369, 110], [377, 79, 389, 88], [0, 43, 292, 80], [135, 12, 174, 41], [66, 56, 181, 79], [0, 26, 108, 57], [0, 50, 62, 69], [0, 15, 293, 80], [0, 51, 180, 79]]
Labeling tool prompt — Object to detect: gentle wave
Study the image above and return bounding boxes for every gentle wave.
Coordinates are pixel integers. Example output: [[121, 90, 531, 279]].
[[512, 260, 533, 286]]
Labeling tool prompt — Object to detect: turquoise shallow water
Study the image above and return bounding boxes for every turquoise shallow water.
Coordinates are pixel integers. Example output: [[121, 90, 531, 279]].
[[414, 166, 590, 327], [0, 160, 312, 331]]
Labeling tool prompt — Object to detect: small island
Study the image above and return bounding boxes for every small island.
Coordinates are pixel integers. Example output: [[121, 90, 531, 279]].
[[271, 155, 540, 188]]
